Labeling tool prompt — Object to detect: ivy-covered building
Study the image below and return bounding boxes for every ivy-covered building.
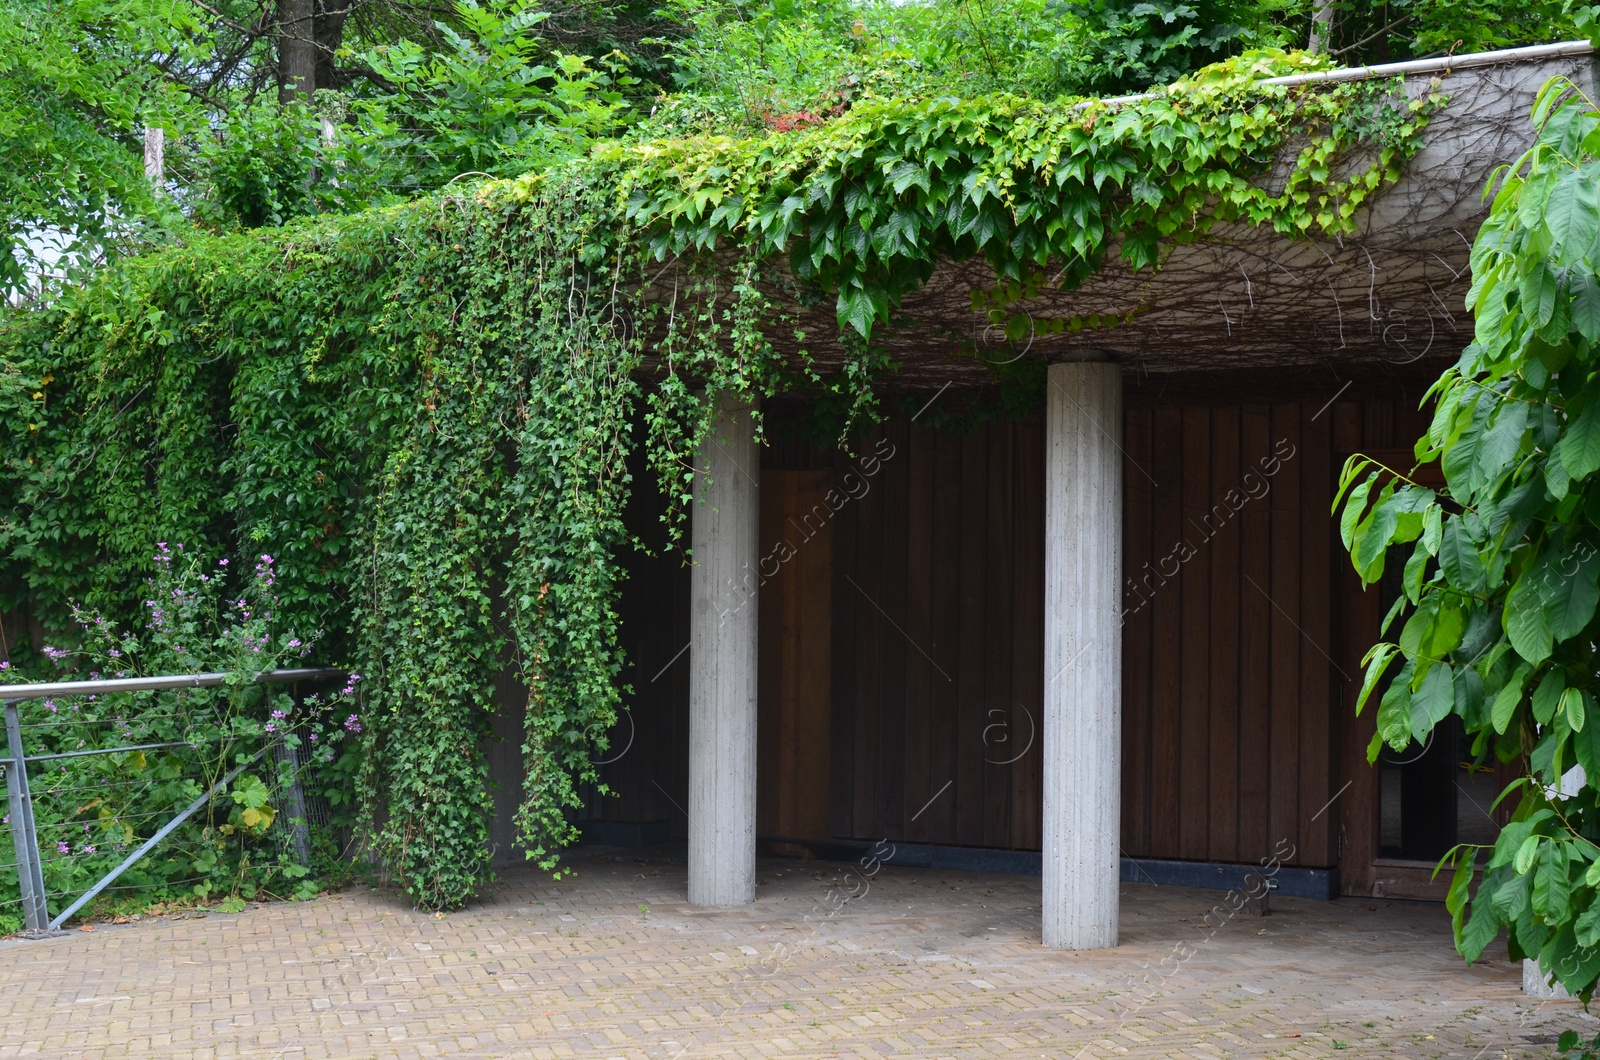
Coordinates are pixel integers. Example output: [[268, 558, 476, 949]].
[[495, 41, 1600, 949], [5, 37, 1594, 953]]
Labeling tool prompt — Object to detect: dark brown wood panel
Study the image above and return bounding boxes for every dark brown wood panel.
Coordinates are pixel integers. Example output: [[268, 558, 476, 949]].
[[1298, 402, 1336, 866], [1121, 408, 1155, 855], [1148, 408, 1186, 856], [757, 470, 835, 844], [1236, 404, 1274, 862], [1206, 406, 1242, 864], [819, 416, 1047, 850], [1178, 406, 1212, 860], [1268, 403, 1303, 857]]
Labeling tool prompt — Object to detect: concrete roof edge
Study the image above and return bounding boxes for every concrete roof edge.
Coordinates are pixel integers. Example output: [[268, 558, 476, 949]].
[[1087, 38, 1597, 108]]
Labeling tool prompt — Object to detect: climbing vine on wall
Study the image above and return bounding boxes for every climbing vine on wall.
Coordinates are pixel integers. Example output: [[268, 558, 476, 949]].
[[0, 58, 1437, 908]]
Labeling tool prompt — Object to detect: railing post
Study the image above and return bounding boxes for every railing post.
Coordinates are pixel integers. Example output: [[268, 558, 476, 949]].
[[273, 734, 312, 868], [4, 700, 49, 933]]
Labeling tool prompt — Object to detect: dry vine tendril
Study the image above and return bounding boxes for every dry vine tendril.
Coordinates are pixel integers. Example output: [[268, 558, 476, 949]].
[[1, 58, 1436, 907]]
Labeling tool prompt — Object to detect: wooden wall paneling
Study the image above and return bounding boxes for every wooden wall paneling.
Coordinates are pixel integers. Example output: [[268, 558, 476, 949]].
[[927, 429, 964, 843], [1148, 407, 1186, 856], [928, 429, 960, 845], [1268, 403, 1304, 861], [1178, 406, 1213, 860], [1121, 408, 1155, 856], [983, 422, 1017, 848], [1363, 402, 1395, 450], [828, 450, 860, 839], [1297, 402, 1336, 865], [1206, 405, 1242, 864], [1332, 401, 1363, 454], [756, 469, 837, 843], [1010, 417, 1045, 851], [903, 424, 936, 844], [1394, 402, 1431, 456], [955, 426, 990, 847], [1237, 404, 1274, 861], [877, 421, 911, 837], [851, 430, 886, 838], [793, 472, 836, 841]]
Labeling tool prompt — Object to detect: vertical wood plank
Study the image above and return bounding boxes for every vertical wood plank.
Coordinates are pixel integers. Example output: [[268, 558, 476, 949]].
[[1147, 406, 1185, 857], [1268, 403, 1303, 862], [1363, 402, 1395, 451], [852, 429, 885, 838], [877, 421, 911, 836], [1011, 414, 1045, 851], [1298, 402, 1335, 865], [984, 420, 1017, 848], [1238, 404, 1273, 861], [1121, 407, 1155, 856], [903, 423, 935, 844], [928, 428, 964, 843], [829, 448, 859, 840], [1206, 405, 1242, 864], [1178, 406, 1212, 860], [956, 424, 990, 847]]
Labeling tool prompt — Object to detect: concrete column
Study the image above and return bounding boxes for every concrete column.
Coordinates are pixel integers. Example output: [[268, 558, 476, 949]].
[[689, 392, 760, 906], [1042, 360, 1123, 950]]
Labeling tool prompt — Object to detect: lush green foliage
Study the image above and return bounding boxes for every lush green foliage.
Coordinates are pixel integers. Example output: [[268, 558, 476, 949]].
[[650, 0, 1303, 132], [1316, 0, 1600, 65], [1337, 76, 1600, 999], [3, 62, 1431, 907], [9, 0, 1595, 290], [0, 0, 209, 291], [0, 547, 360, 929]]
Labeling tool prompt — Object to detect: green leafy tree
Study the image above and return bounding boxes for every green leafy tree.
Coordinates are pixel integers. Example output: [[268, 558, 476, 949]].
[[1338, 76, 1600, 1000], [0, 0, 208, 294], [357, 0, 639, 189]]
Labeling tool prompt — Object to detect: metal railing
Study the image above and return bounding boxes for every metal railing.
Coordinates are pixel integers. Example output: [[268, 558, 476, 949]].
[[0, 668, 341, 935]]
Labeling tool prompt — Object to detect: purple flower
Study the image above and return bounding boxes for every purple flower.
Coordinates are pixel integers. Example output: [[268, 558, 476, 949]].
[[44, 700, 55, 713], [0, 660, 8, 671], [309, 733, 318, 742], [218, 558, 229, 567], [270, 709, 286, 720], [343, 714, 362, 734], [81, 844, 95, 856], [265, 722, 276, 734], [56, 841, 69, 855], [287, 639, 301, 649]]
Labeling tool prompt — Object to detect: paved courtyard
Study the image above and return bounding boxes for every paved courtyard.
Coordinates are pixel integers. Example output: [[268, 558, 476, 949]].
[[0, 846, 1589, 1058]]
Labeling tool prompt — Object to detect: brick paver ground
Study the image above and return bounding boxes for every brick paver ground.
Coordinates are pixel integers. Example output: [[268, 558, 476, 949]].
[[0, 846, 1590, 1058]]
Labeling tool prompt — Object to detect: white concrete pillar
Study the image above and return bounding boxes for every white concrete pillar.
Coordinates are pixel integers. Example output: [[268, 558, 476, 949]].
[[1042, 360, 1123, 950], [689, 391, 760, 906]]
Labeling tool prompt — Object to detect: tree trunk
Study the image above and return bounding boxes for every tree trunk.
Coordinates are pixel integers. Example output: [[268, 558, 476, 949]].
[[314, 0, 351, 93], [277, 0, 317, 102], [1307, 0, 1333, 55]]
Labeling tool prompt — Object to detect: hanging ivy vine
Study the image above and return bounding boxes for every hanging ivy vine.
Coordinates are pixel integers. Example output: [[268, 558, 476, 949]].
[[0, 61, 1439, 908]]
